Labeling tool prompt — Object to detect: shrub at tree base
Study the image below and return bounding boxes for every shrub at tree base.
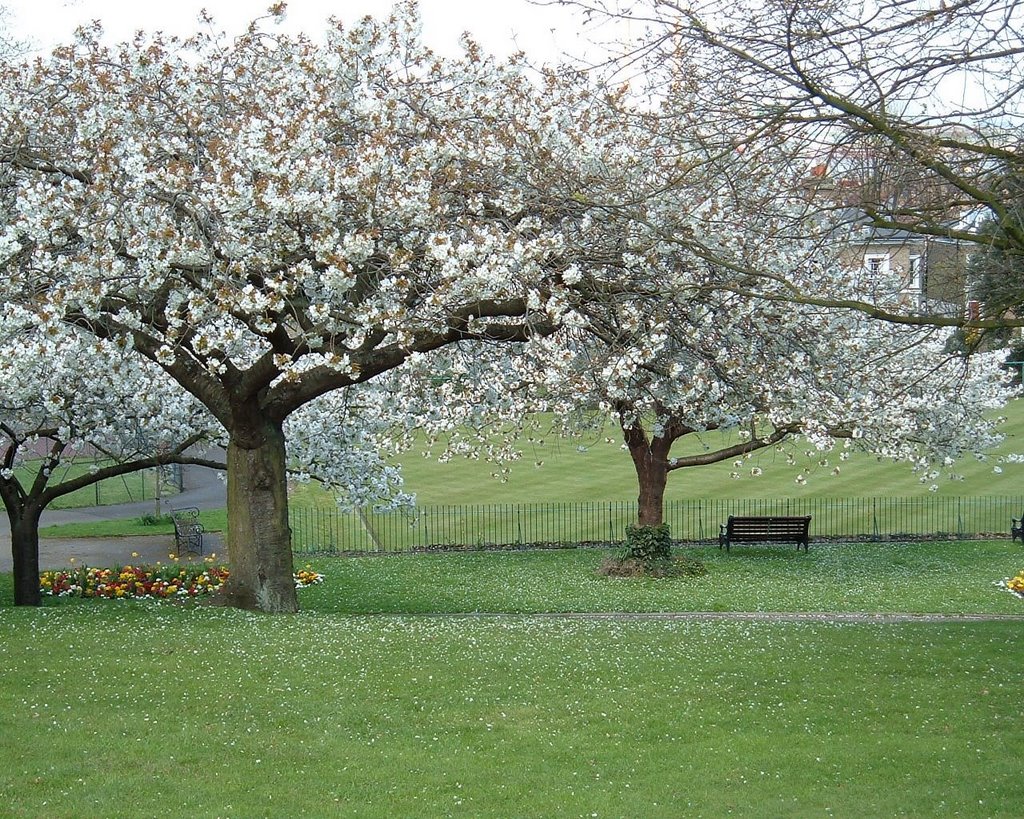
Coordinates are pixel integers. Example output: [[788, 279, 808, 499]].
[[623, 524, 674, 562], [600, 525, 708, 578]]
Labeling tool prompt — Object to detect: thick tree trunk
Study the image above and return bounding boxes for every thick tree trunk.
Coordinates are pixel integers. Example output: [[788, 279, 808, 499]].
[[220, 418, 298, 613], [636, 464, 668, 527], [8, 505, 43, 607], [620, 423, 675, 562], [625, 432, 671, 528]]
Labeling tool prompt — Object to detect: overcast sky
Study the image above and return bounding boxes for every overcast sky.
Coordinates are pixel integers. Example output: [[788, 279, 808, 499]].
[[3, 0, 616, 62]]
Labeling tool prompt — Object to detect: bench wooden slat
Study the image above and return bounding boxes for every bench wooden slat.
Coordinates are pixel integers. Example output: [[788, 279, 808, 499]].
[[718, 515, 811, 552]]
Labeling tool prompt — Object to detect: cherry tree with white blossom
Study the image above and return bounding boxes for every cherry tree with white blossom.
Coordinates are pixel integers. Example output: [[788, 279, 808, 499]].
[[0, 307, 433, 606], [532, 292, 1014, 560], [0, 310, 221, 605], [0, 4, 646, 611], [436, 126, 1019, 559]]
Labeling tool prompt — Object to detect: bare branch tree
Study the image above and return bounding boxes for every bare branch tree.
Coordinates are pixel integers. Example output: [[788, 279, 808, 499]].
[[554, 0, 1024, 328]]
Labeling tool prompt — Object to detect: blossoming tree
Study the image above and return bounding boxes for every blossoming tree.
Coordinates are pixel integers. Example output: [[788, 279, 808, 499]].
[[557, 0, 1024, 331], [0, 305, 427, 606], [0, 312, 221, 605], [425, 228, 1007, 562], [535, 292, 1013, 558], [0, 6, 642, 611]]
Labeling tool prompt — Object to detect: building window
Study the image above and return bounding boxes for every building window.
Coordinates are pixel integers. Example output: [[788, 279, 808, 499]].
[[908, 254, 924, 292], [864, 253, 890, 276]]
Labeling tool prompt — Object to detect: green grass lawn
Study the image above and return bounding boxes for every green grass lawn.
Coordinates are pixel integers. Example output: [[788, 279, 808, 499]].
[[39, 509, 228, 540], [16, 460, 175, 509], [1, 544, 1022, 817], [288, 540, 1024, 615], [7, 540, 1024, 615], [291, 399, 1024, 507]]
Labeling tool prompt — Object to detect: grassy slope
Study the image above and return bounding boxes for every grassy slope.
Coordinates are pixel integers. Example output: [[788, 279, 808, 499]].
[[36, 400, 1024, 539], [296, 399, 1024, 507], [14, 460, 168, 509]]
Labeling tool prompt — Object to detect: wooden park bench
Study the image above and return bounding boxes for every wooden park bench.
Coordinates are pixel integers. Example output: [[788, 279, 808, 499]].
[[170, 506, 205, 556], [718, 515, 811, 552]]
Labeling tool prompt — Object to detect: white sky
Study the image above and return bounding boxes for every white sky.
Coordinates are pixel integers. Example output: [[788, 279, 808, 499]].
[[3, 0, 612, 62]]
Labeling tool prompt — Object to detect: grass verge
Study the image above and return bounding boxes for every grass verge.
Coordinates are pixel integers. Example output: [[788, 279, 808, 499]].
[[0, 607, 1019, 817], [290, 540, 1024, 615], [6, 540, 1024, 615], [2, 543, 1023, 815], [38, 509, 228, 539]]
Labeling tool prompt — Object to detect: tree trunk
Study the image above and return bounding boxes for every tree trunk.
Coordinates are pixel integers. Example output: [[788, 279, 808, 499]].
[[220, 417, 298, 613], [621, 423, 675, 562], [8, 505, 43, 607], [636, 463, 668, 527], [624, 431, 671, 528]]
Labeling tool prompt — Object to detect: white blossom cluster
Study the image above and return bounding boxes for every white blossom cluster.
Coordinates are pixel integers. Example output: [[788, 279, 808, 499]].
[[0, 9, 630, 398], [486, 258, 1017, 487], [0, 5, 668, 539], [0, 306, 215, 483], [0, 306, 423, 515], [286, 386, 414, 512]]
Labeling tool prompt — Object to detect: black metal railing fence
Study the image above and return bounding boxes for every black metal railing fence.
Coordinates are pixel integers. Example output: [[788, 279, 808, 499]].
[[289, 495, 1024, 555]]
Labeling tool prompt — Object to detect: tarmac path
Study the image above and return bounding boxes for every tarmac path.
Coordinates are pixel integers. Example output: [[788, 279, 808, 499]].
[[0, 462, 226, 571]]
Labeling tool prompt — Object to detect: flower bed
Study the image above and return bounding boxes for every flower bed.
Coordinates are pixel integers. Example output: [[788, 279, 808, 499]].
[[40, 564, 323, 599], [294, 566, 324, 588], [998, 570, 1024, 599]]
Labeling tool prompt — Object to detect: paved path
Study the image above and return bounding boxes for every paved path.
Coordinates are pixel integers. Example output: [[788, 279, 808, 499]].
[[412, 611, 1024, 623], [0, 463, 226, 571]]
